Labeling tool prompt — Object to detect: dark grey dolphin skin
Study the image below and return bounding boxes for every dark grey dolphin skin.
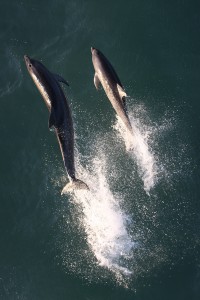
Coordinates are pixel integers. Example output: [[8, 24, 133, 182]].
[[91, 47, 133, 135], [24, 55, 89, 194]]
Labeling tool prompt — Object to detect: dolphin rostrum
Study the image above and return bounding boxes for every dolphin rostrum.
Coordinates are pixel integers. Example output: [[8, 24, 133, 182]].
[[24, 55, 89, 194], [91, 47, 133, 135]]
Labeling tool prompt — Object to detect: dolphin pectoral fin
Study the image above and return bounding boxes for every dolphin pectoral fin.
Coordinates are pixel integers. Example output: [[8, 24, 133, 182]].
[[94, 73, 101, 90], [117, 84, 127, 100], [53, 73, 69, 86]]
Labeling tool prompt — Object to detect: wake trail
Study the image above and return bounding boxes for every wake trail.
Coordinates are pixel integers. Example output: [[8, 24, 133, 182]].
[[114, 106, 159, 194], [72, 154, 135, 276]]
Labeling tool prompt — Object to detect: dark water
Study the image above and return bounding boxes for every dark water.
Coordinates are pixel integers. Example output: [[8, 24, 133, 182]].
[[1, 0, 200, 299]]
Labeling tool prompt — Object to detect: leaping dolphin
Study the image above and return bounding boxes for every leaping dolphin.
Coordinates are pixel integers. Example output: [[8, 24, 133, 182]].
[[24, 55, 89, 194], [91, 47, 133, 135]]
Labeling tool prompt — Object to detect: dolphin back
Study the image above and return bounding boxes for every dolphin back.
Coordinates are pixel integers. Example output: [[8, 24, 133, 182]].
[[98, 50, 124, 88], [61, 178, 89, 194]]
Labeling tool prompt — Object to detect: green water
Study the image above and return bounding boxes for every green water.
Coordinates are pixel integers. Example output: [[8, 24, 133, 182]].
[[0, 1, 200, 299]]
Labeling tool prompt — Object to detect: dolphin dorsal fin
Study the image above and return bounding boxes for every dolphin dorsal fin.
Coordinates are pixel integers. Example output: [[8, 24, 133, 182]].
[[117, 84, 127, 100], [94, 73, 101, 90], [53, 73, 69, 86]]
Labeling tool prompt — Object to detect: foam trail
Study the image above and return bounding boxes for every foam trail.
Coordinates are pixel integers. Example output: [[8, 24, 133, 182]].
[[72, 155, 134, 276], [114, 109, 158, 194]]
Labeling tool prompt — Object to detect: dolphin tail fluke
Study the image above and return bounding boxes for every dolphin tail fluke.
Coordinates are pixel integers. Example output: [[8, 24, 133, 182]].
[[61, 178, 89, 195]]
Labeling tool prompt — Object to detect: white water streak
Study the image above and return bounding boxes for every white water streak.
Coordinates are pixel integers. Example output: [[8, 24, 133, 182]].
[[73, 155, 134, 275], [114, 110, 158, 194]]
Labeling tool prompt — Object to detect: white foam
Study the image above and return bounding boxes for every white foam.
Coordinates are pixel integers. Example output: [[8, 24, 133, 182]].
[[113, 107, 159, 194], [72, 154, 134, 276], [56, 103, 180, 284]]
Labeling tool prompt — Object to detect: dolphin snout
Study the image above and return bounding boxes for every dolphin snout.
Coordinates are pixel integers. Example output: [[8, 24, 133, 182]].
[[91, 47, 98, 55], [24, 55, 31, 63]]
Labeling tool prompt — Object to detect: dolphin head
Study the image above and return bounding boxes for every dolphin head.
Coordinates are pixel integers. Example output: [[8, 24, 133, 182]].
[[24, 55, 43, 79], [91, 47, 104, 71], [24, 55, 33, 71], [91, 47, 101, 65], [24, 55, 38, 78], [24, 54, 46, 91]]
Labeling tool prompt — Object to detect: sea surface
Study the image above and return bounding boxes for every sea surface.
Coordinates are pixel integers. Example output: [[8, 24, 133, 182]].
[[0, 1, 200, 299]]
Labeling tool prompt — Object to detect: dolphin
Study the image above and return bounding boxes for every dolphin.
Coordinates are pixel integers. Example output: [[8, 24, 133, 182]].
[[24, 55, 89, 194], [91, 47, 133, 135]]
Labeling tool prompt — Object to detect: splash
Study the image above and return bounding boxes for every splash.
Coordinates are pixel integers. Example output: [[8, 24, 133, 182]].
[[72, 154, 135, 276], [113, 105, 159, 194], [53, 102, 191, 286]]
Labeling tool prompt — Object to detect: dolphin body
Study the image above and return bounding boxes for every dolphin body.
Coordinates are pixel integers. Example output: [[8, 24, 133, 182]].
[[24, 55, 89, 194], [91, 47, 133, 135]]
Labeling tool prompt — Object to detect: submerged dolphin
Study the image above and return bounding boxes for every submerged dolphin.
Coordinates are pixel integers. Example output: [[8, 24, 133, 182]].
[[24, 55, 89, 194], [91, 47, 133, 135]]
